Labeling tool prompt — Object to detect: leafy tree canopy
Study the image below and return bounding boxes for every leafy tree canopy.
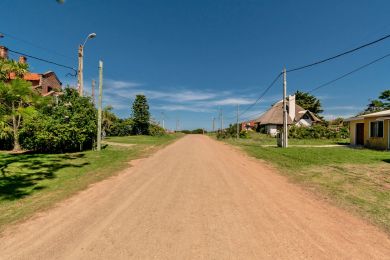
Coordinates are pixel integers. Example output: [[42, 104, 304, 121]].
[[132, 94, 150, 135], [0, 78, 44, 151], [294, 91, 323, 115], [20, 88, 97, 152], [362, 89, 390, 114]]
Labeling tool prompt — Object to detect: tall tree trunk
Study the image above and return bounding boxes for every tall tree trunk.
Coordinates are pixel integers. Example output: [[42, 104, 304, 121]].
[[11, 102, 21, 151], [12, 115, 21, 151]]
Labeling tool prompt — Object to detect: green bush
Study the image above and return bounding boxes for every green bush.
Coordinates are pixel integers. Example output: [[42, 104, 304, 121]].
[[19, 88, 97, 153], [148, 123, 166, 136], [288, 125, 349, 139], [109, 118, 133, 136], [216, 123, 245, 139], [191, 128, 205, 134], [239, 130, 249, 139]]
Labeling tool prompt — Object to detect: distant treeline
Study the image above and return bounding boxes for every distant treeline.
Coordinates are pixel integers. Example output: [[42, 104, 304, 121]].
[[180, 129, 206, 134]]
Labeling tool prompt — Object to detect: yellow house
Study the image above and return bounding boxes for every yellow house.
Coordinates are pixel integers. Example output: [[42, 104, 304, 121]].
[[347, 109, 390, 150]]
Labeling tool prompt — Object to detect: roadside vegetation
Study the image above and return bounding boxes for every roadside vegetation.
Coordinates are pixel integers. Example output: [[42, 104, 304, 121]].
[[225, 137, 390, 233]]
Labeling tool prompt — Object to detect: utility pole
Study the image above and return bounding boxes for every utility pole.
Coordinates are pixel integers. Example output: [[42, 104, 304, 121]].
[[219, 108, 224, 132], [77, 33, 97, 96], [97, 60, 103, 151], [282, 67, 288, 148], [77, 45, 83, 96], [161, 112, 165, 130], [236, 104, 240, 139], [212, 117, 215, 132], [91, 79, 95, 104]]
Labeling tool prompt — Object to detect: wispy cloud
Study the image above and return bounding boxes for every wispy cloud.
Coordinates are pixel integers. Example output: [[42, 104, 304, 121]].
[[325, 105, 361, 111], [322, 113, 355, 120], [106, 79, 144, 89], [210, 97, 255, 106], [153, 104, 214, 112], [102, 79, 279, 115]]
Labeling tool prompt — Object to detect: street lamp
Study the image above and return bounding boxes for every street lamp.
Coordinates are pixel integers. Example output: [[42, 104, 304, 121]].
[[77, 32, 96, 96]]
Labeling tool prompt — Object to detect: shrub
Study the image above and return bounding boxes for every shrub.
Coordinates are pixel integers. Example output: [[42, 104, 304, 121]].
[[288, 125, 349, 139], [239, 130, 249, 139], [191, 128, 205, 134], [109, 118, 133, 136], [149, 123, 166, 136], [19, 88, 97, 153]]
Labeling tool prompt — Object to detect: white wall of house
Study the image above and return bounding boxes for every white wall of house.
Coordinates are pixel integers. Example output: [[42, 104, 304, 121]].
[[266, 125, 278, 136], [296, 118, 313, 127], [288, 95, 296, 121]]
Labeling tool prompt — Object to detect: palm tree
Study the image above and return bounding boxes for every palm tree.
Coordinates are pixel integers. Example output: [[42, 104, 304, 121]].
[[0, 79, 38, 151], [0, 58, 33, 151], [0, 59, 28, 81]]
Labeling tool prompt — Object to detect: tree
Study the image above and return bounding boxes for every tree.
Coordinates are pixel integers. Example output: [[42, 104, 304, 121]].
[[0, 59, 28, 81], [131, 95, 150, 135], [362, 89, 390, 114], [294, 91, 323, 115], [102, 106, 118, 136], [0, 79, 42, 151], [19, 88, 97, 152]]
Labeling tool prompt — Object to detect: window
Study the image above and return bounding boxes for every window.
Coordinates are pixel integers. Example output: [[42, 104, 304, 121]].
[[370, 121, 384, 138]]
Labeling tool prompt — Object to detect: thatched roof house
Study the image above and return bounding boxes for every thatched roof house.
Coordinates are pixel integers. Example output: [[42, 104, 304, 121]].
[[249, 95, 321, 136]]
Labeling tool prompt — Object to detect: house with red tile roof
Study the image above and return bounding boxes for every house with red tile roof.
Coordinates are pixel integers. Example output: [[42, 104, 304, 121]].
[[1, 46, 62, 96]]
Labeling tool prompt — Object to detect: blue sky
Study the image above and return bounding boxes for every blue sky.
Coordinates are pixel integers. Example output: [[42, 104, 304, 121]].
[[2, 0, 390, 130]]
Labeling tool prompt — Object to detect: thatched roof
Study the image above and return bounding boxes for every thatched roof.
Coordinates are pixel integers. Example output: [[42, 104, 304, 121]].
[[254, 101, 321, 125]]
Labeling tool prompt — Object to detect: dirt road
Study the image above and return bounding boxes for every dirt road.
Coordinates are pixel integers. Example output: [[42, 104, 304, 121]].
[[1, 135, 390, 259]]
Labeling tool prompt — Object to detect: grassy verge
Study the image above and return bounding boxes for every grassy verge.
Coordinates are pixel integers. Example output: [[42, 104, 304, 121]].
[[225, 138, 390, 233], [0, 134, 181, 232], [240, 132, 349, 145]]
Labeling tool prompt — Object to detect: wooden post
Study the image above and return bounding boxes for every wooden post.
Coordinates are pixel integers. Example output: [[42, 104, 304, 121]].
[[97, 60, 103, 151], [236, 104, 239, 139], [77, 45, 84, 96], [282, 67, 288, 148], [91, 79, 95, 104]]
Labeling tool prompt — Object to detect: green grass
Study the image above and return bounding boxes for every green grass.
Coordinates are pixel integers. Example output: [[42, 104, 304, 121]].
[[225, 138, 390, 233], [105, 134, 182, 145], [235, 132, 350, 146], [0, 134, 181, 232]]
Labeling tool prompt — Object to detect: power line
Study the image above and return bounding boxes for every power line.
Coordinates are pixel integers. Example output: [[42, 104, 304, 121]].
[[308, 52, 390, 93], [8, 48, 77, 76], [231, 72, 282, 119], [287, 33, 390, 73], [0, 31, 76, 61]]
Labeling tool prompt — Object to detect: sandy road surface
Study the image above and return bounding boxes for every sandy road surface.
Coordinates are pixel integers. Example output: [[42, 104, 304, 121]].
[[1, 135, 390, 259]]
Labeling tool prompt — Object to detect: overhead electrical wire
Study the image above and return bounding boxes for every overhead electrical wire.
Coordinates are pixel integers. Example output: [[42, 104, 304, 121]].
[[7, 49, 77, 76], [0, 31, 76, 61], [231, 34, 390, 123], [307, 52, 390, 93], [287, 33, 390, 73], [224, 72, 282, 121]]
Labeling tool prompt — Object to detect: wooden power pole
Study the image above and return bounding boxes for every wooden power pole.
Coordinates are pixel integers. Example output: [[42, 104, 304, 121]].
[[220, 108, 223, 133], [91, 79, 95, 104], [282, 67, 288, 148], [236, 104, 240, 139], [161, 112, 165, 130], [77, 45, 84, 96], [97, 60, 103, 151]]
